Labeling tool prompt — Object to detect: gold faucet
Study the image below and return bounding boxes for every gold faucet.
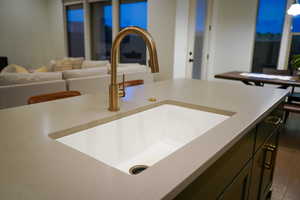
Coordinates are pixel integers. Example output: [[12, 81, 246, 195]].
[[108, 26, 159, 111]]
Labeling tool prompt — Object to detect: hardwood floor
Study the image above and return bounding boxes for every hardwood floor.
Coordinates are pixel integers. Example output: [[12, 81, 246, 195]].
[[272, 113, 300, 200]]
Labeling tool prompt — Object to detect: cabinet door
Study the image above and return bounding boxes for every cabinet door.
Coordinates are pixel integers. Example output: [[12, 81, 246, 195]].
[[218, 161, 252, 200], [259, 130, 279, 199], [249, 130, 279, 200], [248, 143, 264, 200], [174, 130, 255, 200], [255, 110, 282, 152]]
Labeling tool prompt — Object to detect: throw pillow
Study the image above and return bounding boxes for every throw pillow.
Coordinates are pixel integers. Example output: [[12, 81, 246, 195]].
[[15, 65, 29, 73], [34, 66, 48, 73], [0, 72, 62, 86], [1, 64, 29, 74], [1, 64, 17, 73]]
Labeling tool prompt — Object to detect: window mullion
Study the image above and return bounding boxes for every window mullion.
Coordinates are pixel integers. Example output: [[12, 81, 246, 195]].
[[112, 0, 120, 40], [83, 0, 92, 59]]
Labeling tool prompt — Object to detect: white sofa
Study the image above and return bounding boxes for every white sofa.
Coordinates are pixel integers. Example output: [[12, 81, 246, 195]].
[[67, 72, 154, 95], [0, 61, 154, 109], [0, 80, 66, 109]]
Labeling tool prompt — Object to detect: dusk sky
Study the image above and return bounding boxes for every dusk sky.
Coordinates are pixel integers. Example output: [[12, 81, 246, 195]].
[[256, 0, 287, 34], [67, 1, 300, 34], [67, 2, 147, 29]]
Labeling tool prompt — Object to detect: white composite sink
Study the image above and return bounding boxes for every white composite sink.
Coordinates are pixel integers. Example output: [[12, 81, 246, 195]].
[[56, 104, 230, 175]]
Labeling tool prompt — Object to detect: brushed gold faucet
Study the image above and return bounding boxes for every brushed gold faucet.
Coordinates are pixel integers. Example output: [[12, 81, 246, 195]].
[[108, 26, 159, 111]]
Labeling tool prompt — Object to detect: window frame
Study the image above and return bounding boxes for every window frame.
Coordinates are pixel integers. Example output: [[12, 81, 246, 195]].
[[63, 0, 148, 62]]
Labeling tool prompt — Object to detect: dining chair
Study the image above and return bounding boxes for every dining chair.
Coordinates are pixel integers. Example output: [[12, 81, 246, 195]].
[[283, 103, 300, 123], [261, 68, 300, 123], [28, 91, 81, 104]]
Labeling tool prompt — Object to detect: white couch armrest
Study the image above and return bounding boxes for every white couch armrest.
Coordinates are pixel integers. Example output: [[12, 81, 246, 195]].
[[0, 80, 67, 109]]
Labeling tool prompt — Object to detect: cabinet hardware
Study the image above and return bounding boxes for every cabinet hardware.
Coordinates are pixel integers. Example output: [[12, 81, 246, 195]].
[[264, 116, 282, 126], [264, 144, 276, 169]]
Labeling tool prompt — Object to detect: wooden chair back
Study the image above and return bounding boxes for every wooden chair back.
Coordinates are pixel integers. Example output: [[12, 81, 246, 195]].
[[118, 79, 144, 88], [28, 91, 81, 104]]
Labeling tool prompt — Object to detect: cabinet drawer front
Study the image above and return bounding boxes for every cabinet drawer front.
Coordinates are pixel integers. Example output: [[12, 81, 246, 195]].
[[174, 130, 255, 200], [255, 105, 283, 152], [249, 130, 279, 200], [218, 161, 252, 200]]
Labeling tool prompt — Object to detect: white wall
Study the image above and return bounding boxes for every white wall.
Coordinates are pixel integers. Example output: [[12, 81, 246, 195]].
[[172, 0, 258, 80], [207, 0, 258, 80], [148, 0, 177, 81], [173, 0, 190, 79], [47, 0, 67, 60], [0, 0, 66, 68], [0, 0, 50, 67]]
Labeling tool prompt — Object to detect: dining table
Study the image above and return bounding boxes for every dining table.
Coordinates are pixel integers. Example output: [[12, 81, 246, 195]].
[[215, 71, 300, 122], [214, 71, 300, 92]]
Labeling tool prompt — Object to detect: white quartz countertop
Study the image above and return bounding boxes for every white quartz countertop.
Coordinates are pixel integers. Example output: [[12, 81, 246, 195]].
[[0, 79, 288, 200]]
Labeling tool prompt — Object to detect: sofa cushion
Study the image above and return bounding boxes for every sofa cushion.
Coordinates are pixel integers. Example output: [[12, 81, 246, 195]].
[[62, 67, 108, 79], [1, 64, 29, 74], [81, 60, 109, 69], [0, 72, 62, 86], [50, 59, 79, 72], [107, 63, 148, 74]]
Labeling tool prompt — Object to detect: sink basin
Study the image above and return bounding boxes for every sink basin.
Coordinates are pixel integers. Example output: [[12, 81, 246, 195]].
[[56, 103, 230, 175]]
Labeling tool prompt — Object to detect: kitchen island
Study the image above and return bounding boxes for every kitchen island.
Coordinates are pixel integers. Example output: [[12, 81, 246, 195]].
[[0, 79, 288, 200]]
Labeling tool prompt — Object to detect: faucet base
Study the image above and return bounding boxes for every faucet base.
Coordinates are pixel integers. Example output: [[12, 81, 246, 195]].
[[108, 84, 120, 111]]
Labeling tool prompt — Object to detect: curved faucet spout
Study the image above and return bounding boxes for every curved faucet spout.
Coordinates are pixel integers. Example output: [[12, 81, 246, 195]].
[[108, 26, 160, 112]]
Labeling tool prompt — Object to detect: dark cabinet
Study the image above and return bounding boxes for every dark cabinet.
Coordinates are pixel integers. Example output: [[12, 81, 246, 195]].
[[260, 132, 278, 199], [218, 162, 252, 200], [255, 108, 282, 152], [249, 130, 279, 200], [174, 103, 283, 200], [248, 142, 265, 200], [174, 129, 255, 200]]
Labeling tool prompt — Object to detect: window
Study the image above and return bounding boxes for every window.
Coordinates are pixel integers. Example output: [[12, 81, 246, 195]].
[[66, 4, 85, 57], [252, 0, 287, 72], [64, 1, 147, 62], [288, 15, 300, 69], [119, 0, 147, 64], [90, 1, 112, 60]]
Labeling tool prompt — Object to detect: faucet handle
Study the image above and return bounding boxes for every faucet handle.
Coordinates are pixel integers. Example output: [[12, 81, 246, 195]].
[[118, 73, 126, 97]]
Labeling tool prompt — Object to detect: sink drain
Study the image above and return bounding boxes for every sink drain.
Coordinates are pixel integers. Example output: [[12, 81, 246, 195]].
[[129, 165, 149, 175]]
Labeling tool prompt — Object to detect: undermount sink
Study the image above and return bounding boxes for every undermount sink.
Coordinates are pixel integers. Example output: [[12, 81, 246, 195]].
[[56, 102, 231, 175]]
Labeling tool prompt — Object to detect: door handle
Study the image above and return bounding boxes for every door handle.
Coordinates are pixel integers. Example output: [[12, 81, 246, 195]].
[[189, 59, 194, 62]]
